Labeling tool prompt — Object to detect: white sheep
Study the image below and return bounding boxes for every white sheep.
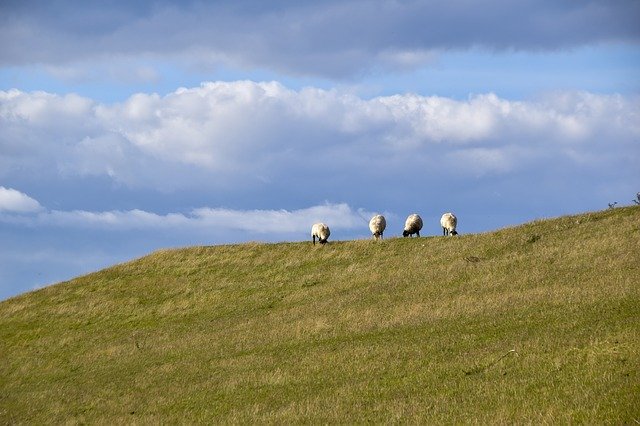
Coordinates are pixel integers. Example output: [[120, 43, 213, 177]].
[[403, 214, 423, 237], [368, 214, 387, 240], [440, 212, 458, 236], [311, 223, 330, 245]]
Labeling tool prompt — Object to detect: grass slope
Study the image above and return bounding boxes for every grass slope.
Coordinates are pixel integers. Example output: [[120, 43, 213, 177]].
[[1, 207, 639, 423]]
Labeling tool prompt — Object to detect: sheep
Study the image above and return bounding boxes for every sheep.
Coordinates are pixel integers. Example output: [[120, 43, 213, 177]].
[[440, 212, 458, 236], [369, 214, 387, 240], [403, 214, 423, 237], [311, 222, 330, 245]]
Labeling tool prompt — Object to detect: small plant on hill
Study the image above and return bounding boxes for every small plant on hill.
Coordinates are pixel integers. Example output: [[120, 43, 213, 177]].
[[608, 202, 618, 209], [633, 192, 640, 205]]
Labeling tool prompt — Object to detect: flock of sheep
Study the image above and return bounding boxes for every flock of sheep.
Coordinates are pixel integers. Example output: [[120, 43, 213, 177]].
[[311, 213, 458, 245]]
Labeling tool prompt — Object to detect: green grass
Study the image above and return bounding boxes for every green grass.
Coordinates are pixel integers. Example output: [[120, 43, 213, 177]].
[[1, 207, 639, 423]]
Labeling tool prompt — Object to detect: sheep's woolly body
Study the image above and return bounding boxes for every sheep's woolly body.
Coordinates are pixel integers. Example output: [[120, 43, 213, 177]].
[[369, 215, 387, 240], [311, 223, 330, 245], [440, 212, 458, 236], [403, 214, 423, 237]]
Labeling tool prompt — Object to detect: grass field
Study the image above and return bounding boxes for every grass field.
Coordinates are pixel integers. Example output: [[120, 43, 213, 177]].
[[1, 207, 639, 423]]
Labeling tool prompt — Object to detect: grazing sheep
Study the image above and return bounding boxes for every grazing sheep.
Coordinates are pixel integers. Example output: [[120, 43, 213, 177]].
[[440, 212, 458, 236], [311, 223, 330, 245], [369, 214, 387, 240], [403, 214, 423, 237]]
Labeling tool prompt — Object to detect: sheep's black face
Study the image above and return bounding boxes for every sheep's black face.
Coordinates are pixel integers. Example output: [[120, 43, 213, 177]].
[[451, 230, 458, 236], [402, 230, 409, 237], [319, 238, 327, 244]]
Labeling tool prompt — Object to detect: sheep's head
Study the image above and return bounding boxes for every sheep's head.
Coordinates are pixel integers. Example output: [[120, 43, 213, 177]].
[[451, 230, 458, 236], [402, 230, 410, 237]]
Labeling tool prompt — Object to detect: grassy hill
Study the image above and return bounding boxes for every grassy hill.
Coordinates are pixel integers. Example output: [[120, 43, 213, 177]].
[[1, 207, 639, 423]]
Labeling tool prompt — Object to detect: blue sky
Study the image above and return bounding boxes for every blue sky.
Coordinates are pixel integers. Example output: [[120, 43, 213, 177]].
[[1, 0, 639, 300]]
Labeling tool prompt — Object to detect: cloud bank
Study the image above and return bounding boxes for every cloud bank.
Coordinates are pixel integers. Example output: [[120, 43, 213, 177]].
[[1, 1, 638, 77], [0, 201, 375, 236], [2, 83, 638, 196]]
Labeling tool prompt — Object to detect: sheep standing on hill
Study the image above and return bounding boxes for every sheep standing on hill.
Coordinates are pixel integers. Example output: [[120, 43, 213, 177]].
[[369, 215, 387, 240], [311, 223, 330, 245], [440, 212, 458, 236], [403, 214, 423, 237]]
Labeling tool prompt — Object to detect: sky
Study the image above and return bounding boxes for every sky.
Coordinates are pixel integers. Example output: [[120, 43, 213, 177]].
[[1, 0, 639, 300]]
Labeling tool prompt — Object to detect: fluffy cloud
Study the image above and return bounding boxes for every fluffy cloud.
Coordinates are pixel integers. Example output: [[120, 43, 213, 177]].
[[0, 186, 42, 212], [2, 83, 638, 193], [1, 1, 638, 77], [0, 202, 376, 236]]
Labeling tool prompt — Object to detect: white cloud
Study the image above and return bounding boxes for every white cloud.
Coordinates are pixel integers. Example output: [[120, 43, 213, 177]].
[[192, 203, 375, 233], [0, 187, 42, 212], [0, 202, 376, 236], [1, 84, 639, 191], [0, 89, 95, 126]]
